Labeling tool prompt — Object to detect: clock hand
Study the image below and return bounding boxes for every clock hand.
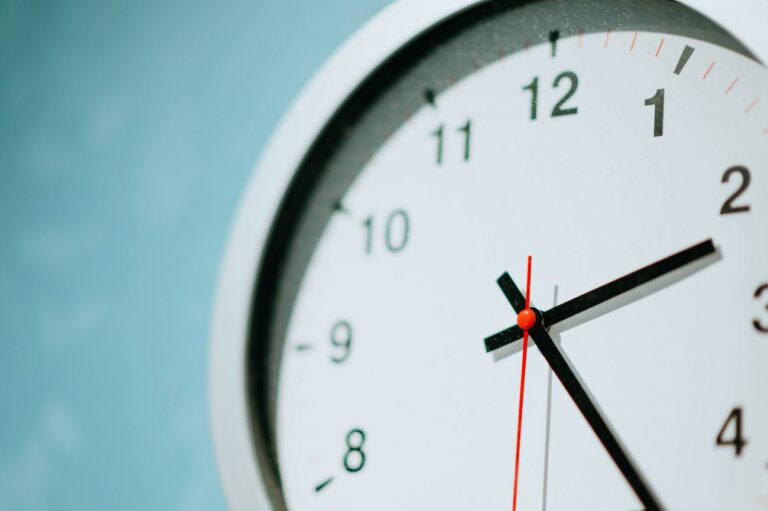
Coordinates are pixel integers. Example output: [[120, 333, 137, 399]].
[[540, 285, 558, 511], [485, 238, 717, 353], [496, 273, 665, 511], [511, 256, 534, 511]]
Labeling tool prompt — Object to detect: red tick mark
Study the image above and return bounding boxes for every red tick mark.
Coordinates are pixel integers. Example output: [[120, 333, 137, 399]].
[[604, 29, 612, 48], [702, 61, 715, 79], [725, 78, 739, 95], [630, 32, 638, 51], [655, 38, 665, 57], [746, 97, 760, 113], [578, 29, 584, 48]]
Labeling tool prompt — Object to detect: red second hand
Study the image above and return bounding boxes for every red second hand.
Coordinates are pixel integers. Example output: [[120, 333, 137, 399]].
[[512, 256, 534, 511]]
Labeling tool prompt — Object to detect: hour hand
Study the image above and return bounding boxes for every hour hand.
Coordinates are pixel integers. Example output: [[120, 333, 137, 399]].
[[485, 238, 719, 353]]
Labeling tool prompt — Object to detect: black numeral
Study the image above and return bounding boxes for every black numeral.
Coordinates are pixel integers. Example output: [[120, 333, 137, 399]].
[[458, 120, 471, 161], [522, 77, 538, 120], [524, 72, 579, 120], [431, 125, 444, 165], [362, 210, 410, 254], [330, 321, 352, 363], [431, 121, 471, 164], [720, 166, 752, 215], [343, 428, 366, 473], [551, 71, 579, 117], [754, 284, 768, 333], [716, 407, 747, 456], [644, 88, 665, 137]]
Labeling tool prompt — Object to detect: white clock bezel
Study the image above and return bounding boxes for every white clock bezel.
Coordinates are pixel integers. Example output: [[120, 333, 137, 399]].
[[208, 1, 768, 509]]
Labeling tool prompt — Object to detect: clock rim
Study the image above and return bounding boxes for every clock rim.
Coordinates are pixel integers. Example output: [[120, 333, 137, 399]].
[[208, 1, 768, 509]]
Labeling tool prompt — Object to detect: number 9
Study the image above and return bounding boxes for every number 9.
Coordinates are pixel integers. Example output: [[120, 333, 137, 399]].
[[330, 320, 353, 363]]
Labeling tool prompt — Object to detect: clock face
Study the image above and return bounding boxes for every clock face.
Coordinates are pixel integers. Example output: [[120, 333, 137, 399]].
[[211, 0, 768, 510]]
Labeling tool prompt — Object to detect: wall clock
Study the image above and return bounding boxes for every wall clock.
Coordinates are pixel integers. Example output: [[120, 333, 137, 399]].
[[210, 0, 768, 509]]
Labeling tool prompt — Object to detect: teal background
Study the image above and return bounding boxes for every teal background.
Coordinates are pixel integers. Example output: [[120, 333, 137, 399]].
[[0, 0, 389, 509]]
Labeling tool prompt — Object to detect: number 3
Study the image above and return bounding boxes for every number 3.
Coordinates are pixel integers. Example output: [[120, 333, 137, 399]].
[[754, 284, 768, 333]]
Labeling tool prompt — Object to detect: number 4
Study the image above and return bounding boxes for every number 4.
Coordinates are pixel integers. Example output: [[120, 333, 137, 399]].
[[716, 407, 747, 456]]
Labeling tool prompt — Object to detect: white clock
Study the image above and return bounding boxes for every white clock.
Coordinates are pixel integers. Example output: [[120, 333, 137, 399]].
[[210, 1, 768, 509]]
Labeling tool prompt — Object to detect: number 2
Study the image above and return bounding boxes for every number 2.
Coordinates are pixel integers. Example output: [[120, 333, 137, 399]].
[[551, 71, 578, 117], [720, 166, 751, 215]]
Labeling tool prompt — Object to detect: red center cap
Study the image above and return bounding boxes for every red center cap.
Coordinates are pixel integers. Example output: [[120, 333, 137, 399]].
[[517, 308, 536, 330]]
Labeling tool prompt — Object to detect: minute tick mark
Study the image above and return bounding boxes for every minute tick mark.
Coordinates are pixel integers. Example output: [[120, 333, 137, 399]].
[[424, 88, 437, 108], [333, 200, 350, 215], [674, 45, 695, 74], [548, 30, 560, 57], [703, 60, 715, 79], [314, 476, 334, 493]]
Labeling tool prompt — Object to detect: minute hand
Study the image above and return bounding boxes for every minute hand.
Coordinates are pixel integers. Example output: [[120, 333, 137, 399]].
[[485, 238, 717, 353]]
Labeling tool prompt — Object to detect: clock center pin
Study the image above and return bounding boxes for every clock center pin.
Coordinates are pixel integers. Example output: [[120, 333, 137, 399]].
[[517, 308, 536, 330]]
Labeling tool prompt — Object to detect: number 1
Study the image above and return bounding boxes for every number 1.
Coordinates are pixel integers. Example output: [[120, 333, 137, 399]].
[[522, 77, 539, 120], [644, 88, 665, 137], [431, 125, 444, 165]]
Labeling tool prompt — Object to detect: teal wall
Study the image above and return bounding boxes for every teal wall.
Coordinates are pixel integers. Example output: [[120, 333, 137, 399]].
[[0, 0, 390, 509]]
